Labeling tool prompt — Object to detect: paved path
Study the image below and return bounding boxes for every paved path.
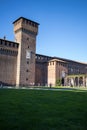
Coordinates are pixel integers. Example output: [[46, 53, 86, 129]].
[[1, 86, 87, 91]]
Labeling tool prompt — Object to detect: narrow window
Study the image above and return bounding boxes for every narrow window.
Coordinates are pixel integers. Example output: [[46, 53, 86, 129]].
[[26, 78, 28, 81], [27, 37, 29, 41], [27, 61, 29, 64], [26, 69, 29, 72]]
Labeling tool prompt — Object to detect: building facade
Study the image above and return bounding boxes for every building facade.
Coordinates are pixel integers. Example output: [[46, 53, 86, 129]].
[[0, 17, 87, 87]]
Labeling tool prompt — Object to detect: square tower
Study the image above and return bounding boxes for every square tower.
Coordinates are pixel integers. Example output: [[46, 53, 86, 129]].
[[13, 17, 39, 87]]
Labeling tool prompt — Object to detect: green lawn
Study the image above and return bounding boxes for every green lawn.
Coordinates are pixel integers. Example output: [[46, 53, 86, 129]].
[[0, 88, 87, 130]]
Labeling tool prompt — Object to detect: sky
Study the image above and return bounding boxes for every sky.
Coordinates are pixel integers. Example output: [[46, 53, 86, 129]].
[[0, 0, 87, 62]]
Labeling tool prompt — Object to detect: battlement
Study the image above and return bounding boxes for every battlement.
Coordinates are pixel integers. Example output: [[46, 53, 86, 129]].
[[13, 17, 39, 35], [0, 39, 19, 56]]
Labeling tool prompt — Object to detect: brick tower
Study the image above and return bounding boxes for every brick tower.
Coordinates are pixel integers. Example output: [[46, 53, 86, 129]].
[[13, 17, 39, 87]]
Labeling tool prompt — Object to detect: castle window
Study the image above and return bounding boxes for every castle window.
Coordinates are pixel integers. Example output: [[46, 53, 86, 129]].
[[30, 21, 32, 25], [5, 42, 7, 46], [9, 43, 11, 46], [26, 20, 28, 24], [26, 78, 28, 81], [2, 41, 5, 44], [17, 44, 19, 48], [27, 61, 29, 64], [28, 46, 29, 48], [35, 24, 37, 27], [23, 19, 25, 23], [26, 69, 29, 72], [27, 37, 29, 41], [13, 43, 15, 47], [15, 44, 17, 48], [0, 40, 2, 44]]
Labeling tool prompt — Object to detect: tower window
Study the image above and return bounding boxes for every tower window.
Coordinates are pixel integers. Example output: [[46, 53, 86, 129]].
[[27, 37, 29, 41], [0, 40, 2, 44], [9, 43, 11, 46], [27, 61, 29, 64], [5, 42, 7, 46], [17, 44, 19, 48], [26, 69, 29, 72], [26, 78, 28, 81], [26, 20, 28, 24], [13, 43, 15, 47]]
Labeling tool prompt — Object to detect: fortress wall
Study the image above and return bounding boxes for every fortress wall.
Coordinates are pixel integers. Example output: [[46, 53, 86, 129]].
[[0, 54, 17, 85], [35, 62, 47, 86]]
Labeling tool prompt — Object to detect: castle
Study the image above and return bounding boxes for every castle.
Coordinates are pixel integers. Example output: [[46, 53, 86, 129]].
[[0, 17, 87, 87]]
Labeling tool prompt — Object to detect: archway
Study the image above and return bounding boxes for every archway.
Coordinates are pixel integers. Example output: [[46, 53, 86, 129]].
[[79, 77, 83, 86], [75, 77, 78, 86]]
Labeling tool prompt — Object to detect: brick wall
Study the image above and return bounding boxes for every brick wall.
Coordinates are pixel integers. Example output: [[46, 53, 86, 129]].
[[35, 62, 47, 86], [0, 55, 17, 85]]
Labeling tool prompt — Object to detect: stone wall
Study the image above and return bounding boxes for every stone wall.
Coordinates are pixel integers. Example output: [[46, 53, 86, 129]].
[[0, 39, 18, 86], [0, 54, 17, 85], [35, 62, 47, 86]]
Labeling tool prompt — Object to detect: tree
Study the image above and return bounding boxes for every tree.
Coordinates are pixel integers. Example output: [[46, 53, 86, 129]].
[[56, 79, 61, 86]]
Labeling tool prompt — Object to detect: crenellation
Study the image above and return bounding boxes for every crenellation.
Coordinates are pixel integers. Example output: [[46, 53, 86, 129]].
[[0, 39, 19, 49], [0, 16, 87, 87], [13, 17, 39, 36]]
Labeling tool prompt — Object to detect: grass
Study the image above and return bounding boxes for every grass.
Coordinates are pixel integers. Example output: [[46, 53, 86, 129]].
[[0, 88, 87, 130]]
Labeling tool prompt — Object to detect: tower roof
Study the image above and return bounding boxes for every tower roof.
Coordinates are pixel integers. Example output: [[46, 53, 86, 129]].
[[13, 17, 39, 25]]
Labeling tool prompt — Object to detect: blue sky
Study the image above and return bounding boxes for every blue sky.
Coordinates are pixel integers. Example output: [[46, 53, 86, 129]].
[[0, 0, 87, 62]]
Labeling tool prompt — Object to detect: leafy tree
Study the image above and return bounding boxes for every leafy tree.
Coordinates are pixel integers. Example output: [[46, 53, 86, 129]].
[[56, 79, 61, 86]]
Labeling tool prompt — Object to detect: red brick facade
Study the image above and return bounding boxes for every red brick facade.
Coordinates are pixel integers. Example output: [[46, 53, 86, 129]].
[[0, 17, 87, 87]]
